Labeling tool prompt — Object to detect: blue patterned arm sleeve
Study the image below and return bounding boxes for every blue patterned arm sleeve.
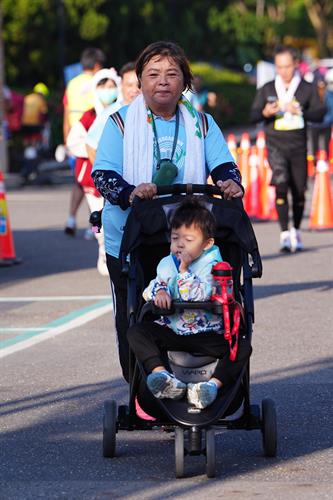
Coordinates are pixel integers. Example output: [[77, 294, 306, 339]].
[[210, 162, 244, 191], [92, 169, 135, 210]]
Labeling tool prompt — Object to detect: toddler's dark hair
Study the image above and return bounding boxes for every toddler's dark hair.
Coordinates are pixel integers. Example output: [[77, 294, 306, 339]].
[[171, 197, 216, 240]]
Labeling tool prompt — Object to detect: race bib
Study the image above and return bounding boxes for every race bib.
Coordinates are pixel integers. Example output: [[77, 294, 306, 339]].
[[274, 112, 304, 131]]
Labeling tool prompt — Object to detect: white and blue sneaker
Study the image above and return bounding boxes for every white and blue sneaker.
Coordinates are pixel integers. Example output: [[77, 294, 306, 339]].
[[147, 371, 186, 400], [187, 381, 218, 409], [279, 230, 291, 253], [290, 227, 303, 252]]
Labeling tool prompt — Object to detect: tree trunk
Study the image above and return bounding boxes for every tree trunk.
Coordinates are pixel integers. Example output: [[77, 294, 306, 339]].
[[305, 1, 333, 57]]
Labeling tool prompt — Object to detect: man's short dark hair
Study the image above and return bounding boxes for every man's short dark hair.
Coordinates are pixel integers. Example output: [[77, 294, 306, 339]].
[[171, 197, 216, 240], [135, 41, 193, 91], [80, 48, 106, 70], [119, 62, 136, 78], [274, 45, 299, 61]]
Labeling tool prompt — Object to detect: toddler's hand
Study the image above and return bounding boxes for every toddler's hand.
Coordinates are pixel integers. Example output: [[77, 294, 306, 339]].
[[179, 250, 193, 273], [154, 290, 172, 309]]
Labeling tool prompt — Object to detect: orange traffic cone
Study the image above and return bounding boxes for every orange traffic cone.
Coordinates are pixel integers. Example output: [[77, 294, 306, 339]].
[[267, 172, 278, 221], [328, 127, 333, 175], [256, 131, 270, 220], [227, 133, 237, 162], [309, 150, 333, 229], [244, 145, 261, 218], [238, 132, 250, 179], [307, 154, 315, 177], [256, 131, 266, 182], [0, 171, 21, 266]]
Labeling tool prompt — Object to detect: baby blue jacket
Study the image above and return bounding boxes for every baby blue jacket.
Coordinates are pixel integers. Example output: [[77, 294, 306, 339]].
[[143, 245, 224, 335]]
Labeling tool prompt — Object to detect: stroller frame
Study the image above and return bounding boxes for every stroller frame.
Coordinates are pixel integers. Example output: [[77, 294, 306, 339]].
[[102, 184, 277, 478]]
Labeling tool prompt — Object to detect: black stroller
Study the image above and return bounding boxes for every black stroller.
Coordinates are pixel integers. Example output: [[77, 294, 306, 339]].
[[101, 184, 277, 478]]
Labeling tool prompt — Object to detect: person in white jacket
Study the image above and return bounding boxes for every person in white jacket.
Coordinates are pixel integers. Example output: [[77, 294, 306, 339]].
[[66, 68, 121, 275]]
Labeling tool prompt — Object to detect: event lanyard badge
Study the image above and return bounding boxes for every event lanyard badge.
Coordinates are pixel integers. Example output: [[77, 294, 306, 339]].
[[151, 108, 179, 186]]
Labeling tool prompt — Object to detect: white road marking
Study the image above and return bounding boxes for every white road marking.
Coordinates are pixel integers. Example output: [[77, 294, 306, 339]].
[[0, 295, 111, 302], [0, 328, 50, 332], [0, 302, 113, 359]]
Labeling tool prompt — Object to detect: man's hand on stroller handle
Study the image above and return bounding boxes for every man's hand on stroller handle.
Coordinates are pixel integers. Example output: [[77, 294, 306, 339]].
[[216, 180, 243, 200], [129, 183, 157, 204], [154, 290, 172, 309]]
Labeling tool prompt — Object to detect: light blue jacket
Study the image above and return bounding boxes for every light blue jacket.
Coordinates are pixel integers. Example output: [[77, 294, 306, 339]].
[[143, 245, 224, 335]]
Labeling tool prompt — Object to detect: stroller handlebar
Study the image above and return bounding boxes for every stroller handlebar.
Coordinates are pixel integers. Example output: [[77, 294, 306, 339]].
[[131, 184, 223, 208], [156, 183, 223, 197]]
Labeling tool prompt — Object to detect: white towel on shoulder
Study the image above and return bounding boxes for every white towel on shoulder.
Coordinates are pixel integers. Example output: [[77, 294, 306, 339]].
[[123, 93, 206, 185]]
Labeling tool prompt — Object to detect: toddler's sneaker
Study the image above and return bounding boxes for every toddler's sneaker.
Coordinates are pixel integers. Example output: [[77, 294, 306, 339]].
[[290, 227, 303, 252], [187, 381, 218, 410], [279, 230, 291, 253], [147, 371, 186, 400]]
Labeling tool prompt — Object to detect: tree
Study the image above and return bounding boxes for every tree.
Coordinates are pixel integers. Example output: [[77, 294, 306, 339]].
[[304, 0, 333, 57]]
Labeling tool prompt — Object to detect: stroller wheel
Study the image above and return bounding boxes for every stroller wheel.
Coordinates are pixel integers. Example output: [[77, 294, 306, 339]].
[[205, 428, 216, 478], [175, 427, 185, 478], [103, 400, 117, 458], [261, 398, 277, 457]]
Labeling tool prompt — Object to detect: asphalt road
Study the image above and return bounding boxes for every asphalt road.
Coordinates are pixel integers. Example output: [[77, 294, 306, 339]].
[[0, 179, 332, 499]]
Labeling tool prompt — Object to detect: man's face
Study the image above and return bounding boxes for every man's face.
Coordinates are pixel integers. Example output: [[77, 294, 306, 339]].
[[121, 70, 140, 104], [275, 52, 297, 85]]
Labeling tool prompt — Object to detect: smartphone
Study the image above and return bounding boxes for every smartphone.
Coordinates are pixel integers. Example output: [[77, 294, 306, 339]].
[[267, 95, 277, 104]]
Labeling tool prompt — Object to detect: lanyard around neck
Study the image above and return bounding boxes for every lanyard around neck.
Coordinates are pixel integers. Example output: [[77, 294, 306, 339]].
[[150, 107, 180, 164]]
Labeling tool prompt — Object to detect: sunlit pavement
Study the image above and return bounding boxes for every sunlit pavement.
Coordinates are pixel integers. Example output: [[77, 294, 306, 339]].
[[0, 181, 332, 499]]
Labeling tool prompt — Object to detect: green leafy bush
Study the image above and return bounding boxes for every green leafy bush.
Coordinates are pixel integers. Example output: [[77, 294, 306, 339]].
[[190, 62, 256, 127]]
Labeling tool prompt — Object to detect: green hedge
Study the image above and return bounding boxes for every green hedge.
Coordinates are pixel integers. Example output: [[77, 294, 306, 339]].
[[190, 62, 256, 127]]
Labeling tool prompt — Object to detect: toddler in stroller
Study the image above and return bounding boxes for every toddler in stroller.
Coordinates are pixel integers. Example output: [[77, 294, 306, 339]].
[[127, 196, 251, 410], [102, 184, 277, 478]]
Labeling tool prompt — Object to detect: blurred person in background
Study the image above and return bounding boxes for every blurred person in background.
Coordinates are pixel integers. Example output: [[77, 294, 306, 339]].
[[86, 62, 140, 164], [3, 86, 24, 138], [250, 45, 325, 253], [22, 83, 49, 141], [21, 82, 49, 134], [63, 47, 106, 237], [183, 74, 217, 112], [309, 69, 333, 157], [20, 83, 50, 182], [66, 68, 121, 276]]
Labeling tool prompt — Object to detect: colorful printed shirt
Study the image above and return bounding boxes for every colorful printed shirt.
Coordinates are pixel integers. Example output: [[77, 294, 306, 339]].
[[143, 245, 223, 335]]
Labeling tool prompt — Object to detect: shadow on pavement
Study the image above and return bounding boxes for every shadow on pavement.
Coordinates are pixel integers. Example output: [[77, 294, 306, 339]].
[[0, 228, 98, 286], [1, 357, 332, 494], [254, 279, 332, 300], [260, 241, 333, 262]]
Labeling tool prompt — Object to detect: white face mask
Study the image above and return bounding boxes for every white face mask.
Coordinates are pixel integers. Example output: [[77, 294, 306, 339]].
[[97, 87, 118, 105]]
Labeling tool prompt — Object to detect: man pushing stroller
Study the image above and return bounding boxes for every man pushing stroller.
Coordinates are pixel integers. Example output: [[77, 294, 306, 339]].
[[127, 197, 252, 410]]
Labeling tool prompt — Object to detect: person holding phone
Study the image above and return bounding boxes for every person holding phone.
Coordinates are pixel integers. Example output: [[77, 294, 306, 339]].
[[250, 45, 325, 253]]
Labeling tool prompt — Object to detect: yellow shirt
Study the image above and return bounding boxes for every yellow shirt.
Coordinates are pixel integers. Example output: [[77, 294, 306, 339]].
[[21, 93, 47, 126], [66, 72, 94, 127]]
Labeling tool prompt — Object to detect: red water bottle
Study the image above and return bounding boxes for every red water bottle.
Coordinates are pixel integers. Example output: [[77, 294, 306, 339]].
[[211, 261, 240, 361]]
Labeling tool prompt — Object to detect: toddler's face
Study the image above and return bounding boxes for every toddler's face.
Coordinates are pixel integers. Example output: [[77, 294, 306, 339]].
[[170, 223, 213, 263]]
